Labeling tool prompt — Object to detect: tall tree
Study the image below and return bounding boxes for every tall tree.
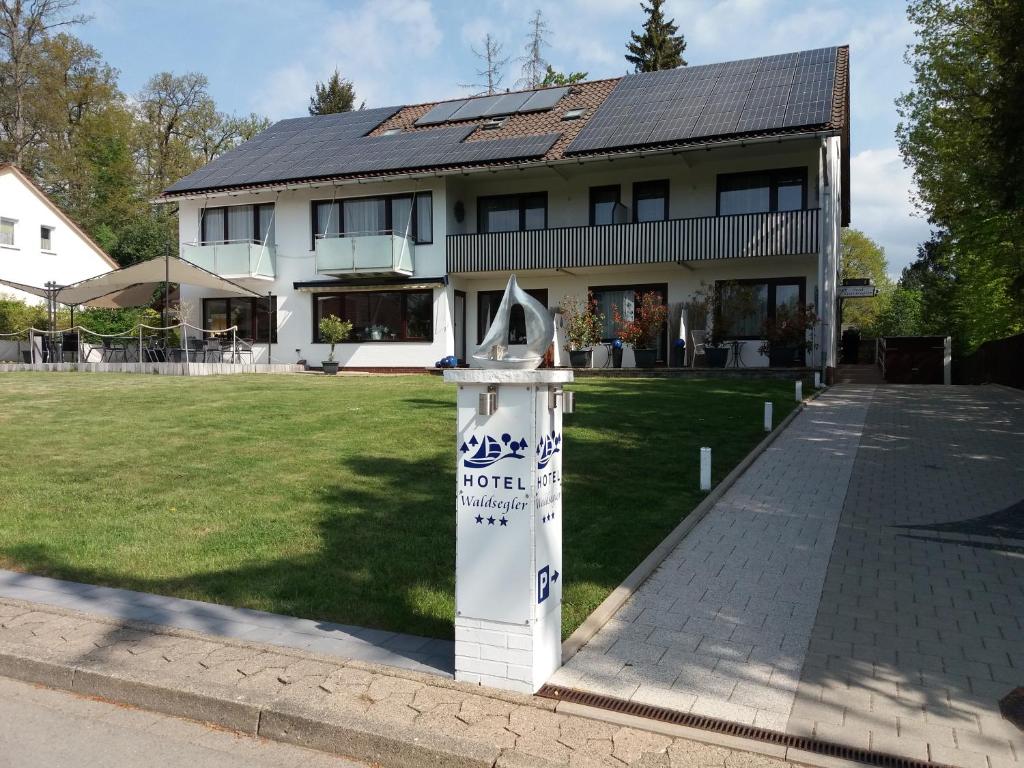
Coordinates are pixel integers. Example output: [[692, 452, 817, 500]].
[[308, 70, 356, 115], [516, 9, 549, 89], [540, 65, 587, 86], [897, 0, 1024, 349], [625, 0, 686, 72], [839, 229, 892, 330], [463, 33, 509, 95], [0, 0, 89, 167]]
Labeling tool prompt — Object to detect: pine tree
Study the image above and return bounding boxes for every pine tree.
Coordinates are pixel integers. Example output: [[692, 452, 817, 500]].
[[308, 70, 356, 116], [625, 0, 687, 72]]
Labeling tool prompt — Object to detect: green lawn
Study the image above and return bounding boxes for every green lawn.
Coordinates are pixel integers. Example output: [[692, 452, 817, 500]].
[[0, 373, 798, 639]]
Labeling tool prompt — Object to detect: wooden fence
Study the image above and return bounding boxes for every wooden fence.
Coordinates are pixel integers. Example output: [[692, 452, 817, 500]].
[[955, 332, 1024, 388]]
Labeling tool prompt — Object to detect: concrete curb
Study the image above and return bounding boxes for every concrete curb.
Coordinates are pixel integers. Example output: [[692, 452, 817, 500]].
[[561, 384, 825, 662]]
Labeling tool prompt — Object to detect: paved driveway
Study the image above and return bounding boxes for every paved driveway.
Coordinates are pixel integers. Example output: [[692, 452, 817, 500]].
[[552, 385, 1024, 768]]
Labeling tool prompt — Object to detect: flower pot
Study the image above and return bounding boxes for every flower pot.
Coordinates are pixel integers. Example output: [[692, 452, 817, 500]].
[[705, 347, 729, 368], [768, 345, 803, 367], [633, 348, 657, 368], [568, 348, 593, 368], [321, 361, 340, 375], [612, 347, 623, 368]]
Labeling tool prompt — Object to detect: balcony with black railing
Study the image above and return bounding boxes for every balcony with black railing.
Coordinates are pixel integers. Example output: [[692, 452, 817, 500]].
[[446, 208, 820, 273]]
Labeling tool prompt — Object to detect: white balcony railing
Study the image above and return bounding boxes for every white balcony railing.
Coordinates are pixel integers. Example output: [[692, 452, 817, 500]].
[[314, 232, 415, 276], [446, 208, 821, 273], [181, 240, 276, 280]]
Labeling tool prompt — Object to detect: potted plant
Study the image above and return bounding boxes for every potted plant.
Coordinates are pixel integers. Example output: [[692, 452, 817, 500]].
[[318, 314, 352, 375], [759, 303, 818, 367], [688, 282, 762, 368], [559, 293, 604, 368], [613, 291, 667, 368]]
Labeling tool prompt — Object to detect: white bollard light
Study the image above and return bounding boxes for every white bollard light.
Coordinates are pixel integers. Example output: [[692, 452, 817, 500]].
[[795, 380, 803, 402], [764, 402, 773, 432], [814, 371, 822, 388], [700, 447, 712, 491]]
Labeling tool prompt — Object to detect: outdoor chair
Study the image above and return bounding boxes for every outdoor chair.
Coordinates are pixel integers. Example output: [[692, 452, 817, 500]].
[[101, 338, 128, 363], [204, 337, 224, 363], [690, 330, 707, 367], [61, 332, 80, 362], [233, 338, 254, 364]]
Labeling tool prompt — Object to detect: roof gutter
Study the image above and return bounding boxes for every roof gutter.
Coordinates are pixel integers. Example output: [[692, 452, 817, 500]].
[[155, 128, 840, 203]]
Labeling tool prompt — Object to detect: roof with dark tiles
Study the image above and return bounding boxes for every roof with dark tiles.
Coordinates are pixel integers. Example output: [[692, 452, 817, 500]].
[[161, 45, 849, 199]]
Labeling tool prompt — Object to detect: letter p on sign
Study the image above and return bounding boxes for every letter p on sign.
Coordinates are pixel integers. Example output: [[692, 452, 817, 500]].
[[537, 566, 550, 603]]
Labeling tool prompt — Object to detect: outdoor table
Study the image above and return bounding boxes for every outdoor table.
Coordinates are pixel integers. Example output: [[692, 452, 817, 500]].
[[729, 339, 746, 368]]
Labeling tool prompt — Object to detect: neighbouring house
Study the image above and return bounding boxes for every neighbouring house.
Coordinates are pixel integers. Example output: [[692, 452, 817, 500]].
[[0, 163, 118, 304], [161, 45, 849, 377]]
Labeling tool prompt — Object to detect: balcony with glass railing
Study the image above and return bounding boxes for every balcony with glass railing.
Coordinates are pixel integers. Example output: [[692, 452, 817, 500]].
[[181, 240, 276, 280], [314, 231, 415, 277]]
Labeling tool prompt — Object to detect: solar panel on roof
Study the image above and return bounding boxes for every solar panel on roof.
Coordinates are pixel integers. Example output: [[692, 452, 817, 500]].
[[566, 46, 838, 155], [519, 86, 569, 112], [485, 91, 533, 116], [449, 94, 507, 121], [416, 100, 468, 125]]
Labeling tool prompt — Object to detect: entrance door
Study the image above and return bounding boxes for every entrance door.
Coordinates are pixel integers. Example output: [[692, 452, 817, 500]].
[[454, 290, 466, 362]]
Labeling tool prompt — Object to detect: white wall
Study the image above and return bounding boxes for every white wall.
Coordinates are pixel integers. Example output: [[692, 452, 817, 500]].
[[446, 140, 821, 234], [454, 254, 819, 368], [0, 168, 116, 304], [177, 177, 453, 367], [174, 136, 828, 369]]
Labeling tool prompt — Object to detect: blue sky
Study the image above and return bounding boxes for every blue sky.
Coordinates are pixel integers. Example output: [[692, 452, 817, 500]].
[[77, 0, 929, 274]]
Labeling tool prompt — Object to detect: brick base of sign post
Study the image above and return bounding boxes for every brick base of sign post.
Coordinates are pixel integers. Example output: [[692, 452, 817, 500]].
[[445, 369, 571, 694]]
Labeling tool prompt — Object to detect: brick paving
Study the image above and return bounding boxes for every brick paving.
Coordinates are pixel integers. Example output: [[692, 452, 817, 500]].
[[551, 386, 875, 730], [0, 596, 799, 768], [555, 385, 1024, 768], [792, 386, 1024, 768]]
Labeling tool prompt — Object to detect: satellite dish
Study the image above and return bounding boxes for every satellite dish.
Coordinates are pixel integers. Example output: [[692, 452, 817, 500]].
[[472, 274, 554, 370]]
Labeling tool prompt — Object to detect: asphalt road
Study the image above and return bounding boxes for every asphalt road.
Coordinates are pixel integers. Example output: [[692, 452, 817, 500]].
[[0, 676, 362, 768]]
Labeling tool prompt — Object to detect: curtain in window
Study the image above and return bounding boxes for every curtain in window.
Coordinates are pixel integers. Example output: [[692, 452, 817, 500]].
[[316, 202, 340, 238], [201, 208, 225, 244], [227, 205, 253, 242], [391, 197, 413, 238], [344, 198, 386, 235], [480, 198, 520, 233], [256, 205, 275, 243], [415, 194, 432, 243], [593, 289, 629, 340], [719, 174, 771, 215]]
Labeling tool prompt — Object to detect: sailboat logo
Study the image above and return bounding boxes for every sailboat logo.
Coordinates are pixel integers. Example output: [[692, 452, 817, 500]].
[[536, 430, 562, 469], [461, 433, 527, 468]]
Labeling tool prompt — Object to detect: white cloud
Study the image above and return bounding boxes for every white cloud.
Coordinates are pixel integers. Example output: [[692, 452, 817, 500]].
[[850, 147, 930, 276]]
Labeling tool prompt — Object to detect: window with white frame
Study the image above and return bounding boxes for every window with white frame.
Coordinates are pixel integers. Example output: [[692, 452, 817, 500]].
[[41, 225, 54, 250], [0, 218, 14, 246]]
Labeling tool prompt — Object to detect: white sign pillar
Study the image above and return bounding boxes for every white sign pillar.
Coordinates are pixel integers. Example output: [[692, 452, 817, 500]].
[[443, 368, 572, 694]]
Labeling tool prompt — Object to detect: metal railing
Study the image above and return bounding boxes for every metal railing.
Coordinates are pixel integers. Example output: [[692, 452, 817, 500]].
[[446, 208, 820, 273]]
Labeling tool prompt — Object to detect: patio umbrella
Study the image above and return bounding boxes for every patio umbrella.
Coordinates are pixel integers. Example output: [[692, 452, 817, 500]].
[[56, 255, 262, 307]]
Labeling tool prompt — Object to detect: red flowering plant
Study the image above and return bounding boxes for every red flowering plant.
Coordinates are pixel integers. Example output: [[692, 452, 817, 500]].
[[613, 291, 668, 350], [757, 303, 819, 356], [559, 292, 604, 351]]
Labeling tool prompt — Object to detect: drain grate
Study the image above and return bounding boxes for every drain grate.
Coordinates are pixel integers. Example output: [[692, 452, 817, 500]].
[[537, 684, 956, 768]]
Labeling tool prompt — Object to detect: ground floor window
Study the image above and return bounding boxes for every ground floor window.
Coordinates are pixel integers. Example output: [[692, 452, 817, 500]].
[[715, 277, 805, 339], [313, 290, 433, 342], [203, 297, 277, 342], [589, 283, 668, 361], [477, 289, 548, 345]]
